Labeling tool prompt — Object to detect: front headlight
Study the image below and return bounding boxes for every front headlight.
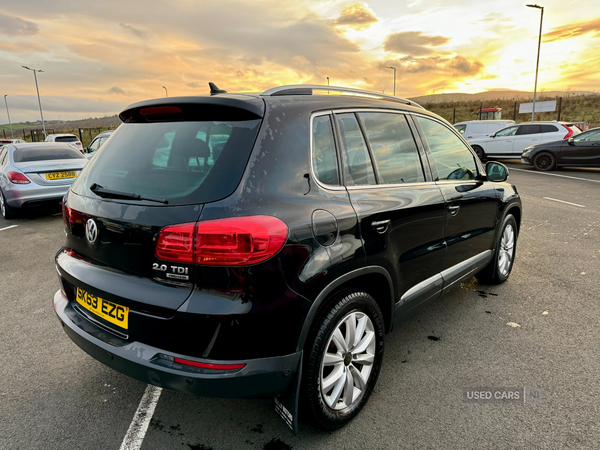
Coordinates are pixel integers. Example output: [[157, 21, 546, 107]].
[[522, 146, 534, 155]]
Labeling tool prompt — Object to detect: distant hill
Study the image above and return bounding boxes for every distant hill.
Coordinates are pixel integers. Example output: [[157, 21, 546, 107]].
[[409, 89, 598, 104]]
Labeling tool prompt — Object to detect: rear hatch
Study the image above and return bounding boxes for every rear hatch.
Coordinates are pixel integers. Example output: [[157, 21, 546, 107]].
[[64, 97, 264, 315]]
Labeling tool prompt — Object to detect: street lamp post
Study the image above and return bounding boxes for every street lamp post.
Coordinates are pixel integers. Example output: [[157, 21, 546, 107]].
[[386, 66, 396, 96], [4, 95, 13, 138], [162, 86, 168, 97], [527, 4, 544, 122], [22, 66, 46, 138]]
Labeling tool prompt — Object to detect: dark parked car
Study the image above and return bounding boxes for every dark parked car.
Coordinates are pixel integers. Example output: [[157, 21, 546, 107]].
[[53, 84, 522, 432], [84, 130, 114, 159], [522, 127, 600, 170]]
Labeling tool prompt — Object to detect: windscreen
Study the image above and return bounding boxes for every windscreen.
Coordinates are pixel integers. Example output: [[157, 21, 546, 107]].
[[55, 136, 79, 143], [13, 147, 86, 162], [71, 120, 262, 205]]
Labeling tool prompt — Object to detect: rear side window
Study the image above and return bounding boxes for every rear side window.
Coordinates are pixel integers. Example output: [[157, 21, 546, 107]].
[[358, 112, 424, 184], [518, 125, 542, 135], [541, 125, 558, 133], [13, 147, 85, 162], [312, 115, 340, 186], [336, 113, 376, 186], [72, 120, 261, 205], [416, 116, 478, 181], [55, 136, 79, 143]]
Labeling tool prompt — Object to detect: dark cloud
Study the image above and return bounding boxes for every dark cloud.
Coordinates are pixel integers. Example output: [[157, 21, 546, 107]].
[[108, 86, 126, 94], [335, 3, 378, 29], [384, 31, 449, 56], [447, 56, 483, 75], [119, 23, 147, 38], [0, 13, 39, 36], [544, 17, 600, 42]]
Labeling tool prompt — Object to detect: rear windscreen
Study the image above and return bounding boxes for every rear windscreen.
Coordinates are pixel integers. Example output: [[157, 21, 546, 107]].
[[71, 120, 262, 205], [13, 147, 86, 162], [55, 136, 79, 143]]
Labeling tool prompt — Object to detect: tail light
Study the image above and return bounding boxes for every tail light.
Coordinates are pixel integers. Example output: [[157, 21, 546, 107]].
[[155, 216, 288, 266], [64, 206, 85, 228], [7, 171, 30, 184], [562, 125, 574, 139]]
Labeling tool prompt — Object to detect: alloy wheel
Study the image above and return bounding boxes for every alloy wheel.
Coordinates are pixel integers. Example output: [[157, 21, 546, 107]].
[[498, 224, 515, 276], [320, 311, 376, 411]]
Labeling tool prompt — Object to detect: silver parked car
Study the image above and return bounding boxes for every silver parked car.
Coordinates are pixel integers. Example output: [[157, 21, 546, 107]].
[[0, 143, 88, 219]]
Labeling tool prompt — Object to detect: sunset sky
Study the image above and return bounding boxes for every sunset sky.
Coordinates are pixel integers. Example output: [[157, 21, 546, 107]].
[[1, 0, 599, 123]]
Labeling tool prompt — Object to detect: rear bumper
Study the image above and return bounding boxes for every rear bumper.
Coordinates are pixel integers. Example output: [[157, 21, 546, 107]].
[[53, 290, 302, 398], [5, 183, 69, 208]]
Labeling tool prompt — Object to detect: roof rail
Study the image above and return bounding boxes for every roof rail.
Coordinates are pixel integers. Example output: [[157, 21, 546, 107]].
[[260, 84, 423, 109]]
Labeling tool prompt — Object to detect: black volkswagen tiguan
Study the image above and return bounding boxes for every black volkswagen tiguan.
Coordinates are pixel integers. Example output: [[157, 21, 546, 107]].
[[54, 84, 521, 431]]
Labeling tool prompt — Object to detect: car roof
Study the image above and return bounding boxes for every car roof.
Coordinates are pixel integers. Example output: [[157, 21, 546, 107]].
[[47, 133, 78, 138]]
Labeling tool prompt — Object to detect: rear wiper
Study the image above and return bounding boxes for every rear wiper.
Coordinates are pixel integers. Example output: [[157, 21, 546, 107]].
[[90, 183, 169, 204]]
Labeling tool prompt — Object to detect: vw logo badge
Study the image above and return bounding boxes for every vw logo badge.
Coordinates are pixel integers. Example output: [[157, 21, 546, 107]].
[[85, 219, 98, 244]]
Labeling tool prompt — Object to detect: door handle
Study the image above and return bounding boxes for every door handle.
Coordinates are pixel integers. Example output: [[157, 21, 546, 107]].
[[371, 219, 391, 234], [447, 205, 460, 216]]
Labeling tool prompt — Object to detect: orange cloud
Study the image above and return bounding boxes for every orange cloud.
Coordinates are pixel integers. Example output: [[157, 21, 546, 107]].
[[334, 3, 378, 30], [544, 17, 600, 42]]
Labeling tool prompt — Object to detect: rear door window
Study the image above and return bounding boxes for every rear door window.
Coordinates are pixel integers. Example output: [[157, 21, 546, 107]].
[[357, 112, 425, 184], [312, 115, 340, 186], [335, 113, 376, 186], [415, 116, 478, 181], [517, 125, 542, 135], [541, 125, 559, 133], [72, 120, 261, 205]]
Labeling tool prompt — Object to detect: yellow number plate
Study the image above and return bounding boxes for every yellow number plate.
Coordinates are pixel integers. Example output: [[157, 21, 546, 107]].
[[46, 171, 77, 180], [76, 287, 129, 329]]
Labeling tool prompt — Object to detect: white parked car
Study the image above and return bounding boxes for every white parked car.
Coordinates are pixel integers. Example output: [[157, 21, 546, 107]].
[[468, 122, 581, 160], [454, 120, 515, 141], [44, 133, 83, 153]]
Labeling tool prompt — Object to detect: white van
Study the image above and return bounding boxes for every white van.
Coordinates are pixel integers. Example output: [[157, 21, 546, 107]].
[[454, 120, 516, 141]]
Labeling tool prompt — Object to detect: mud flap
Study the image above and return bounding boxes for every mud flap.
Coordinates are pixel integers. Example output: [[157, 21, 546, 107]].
[[274, 352, 302, 435]]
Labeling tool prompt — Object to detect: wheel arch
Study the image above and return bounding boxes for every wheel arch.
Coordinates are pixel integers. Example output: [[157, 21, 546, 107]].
[[295, 266, 394, 352]]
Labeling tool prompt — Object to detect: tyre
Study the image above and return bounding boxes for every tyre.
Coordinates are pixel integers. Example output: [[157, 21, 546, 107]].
[[472, 145, 485, 161], [533, 152, 555, 171], [476, 214, 517, 284], [302, 289, 384, 430], [0, 189, 16, 220]]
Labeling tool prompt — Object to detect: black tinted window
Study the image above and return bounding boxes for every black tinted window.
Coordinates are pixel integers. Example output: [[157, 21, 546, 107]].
[[55, 136, 79, 143], [13, 147, 85, 162], [416, 116, 477, 181], [518, 125, 542, 135], [72, 120, 261, 205], [312, 115, 340, 186], [358, 112, 424, 184], [336, 113, 376, 186], [541, 125, 558, 133]]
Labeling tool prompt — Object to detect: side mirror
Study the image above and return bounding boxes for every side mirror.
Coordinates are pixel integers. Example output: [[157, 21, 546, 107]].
[[490, 132, 497, 138], [568, 137, 574, 145], [486, 161, 509, 182]]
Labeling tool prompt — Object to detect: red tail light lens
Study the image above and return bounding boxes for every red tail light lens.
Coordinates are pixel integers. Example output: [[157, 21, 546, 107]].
[[562, 125, 573, 139], [140, 106, 182, 116], [195, 216, 288, 266], [7, 171, 30, 184], [155, 216, 288, 266], [173, 357, 246, 370], [155, 223, 195, 263], [65, 206, 85, 228]]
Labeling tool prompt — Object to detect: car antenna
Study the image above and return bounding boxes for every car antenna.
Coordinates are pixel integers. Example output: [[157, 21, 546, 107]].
[[209, 82, 227, 95]]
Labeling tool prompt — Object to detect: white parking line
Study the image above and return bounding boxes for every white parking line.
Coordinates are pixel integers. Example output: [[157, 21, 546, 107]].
[[0, 225, 18, 232], [119, 385, 162, 450], [510, 167, 600, 183], [543, 197, 586, 208]]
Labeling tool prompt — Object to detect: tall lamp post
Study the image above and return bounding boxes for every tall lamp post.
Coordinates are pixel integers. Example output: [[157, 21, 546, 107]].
[[527, 4, 544, 123], [386, 66, 396, 96], [162, 86, 168, 97], [4, 95, 13, 138], [22, 66, 46, 138]]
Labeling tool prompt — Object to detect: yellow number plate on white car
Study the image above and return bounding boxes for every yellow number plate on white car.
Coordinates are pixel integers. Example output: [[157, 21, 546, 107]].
[[76, 287, 129, 329], [46, 171, 77, 180]]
